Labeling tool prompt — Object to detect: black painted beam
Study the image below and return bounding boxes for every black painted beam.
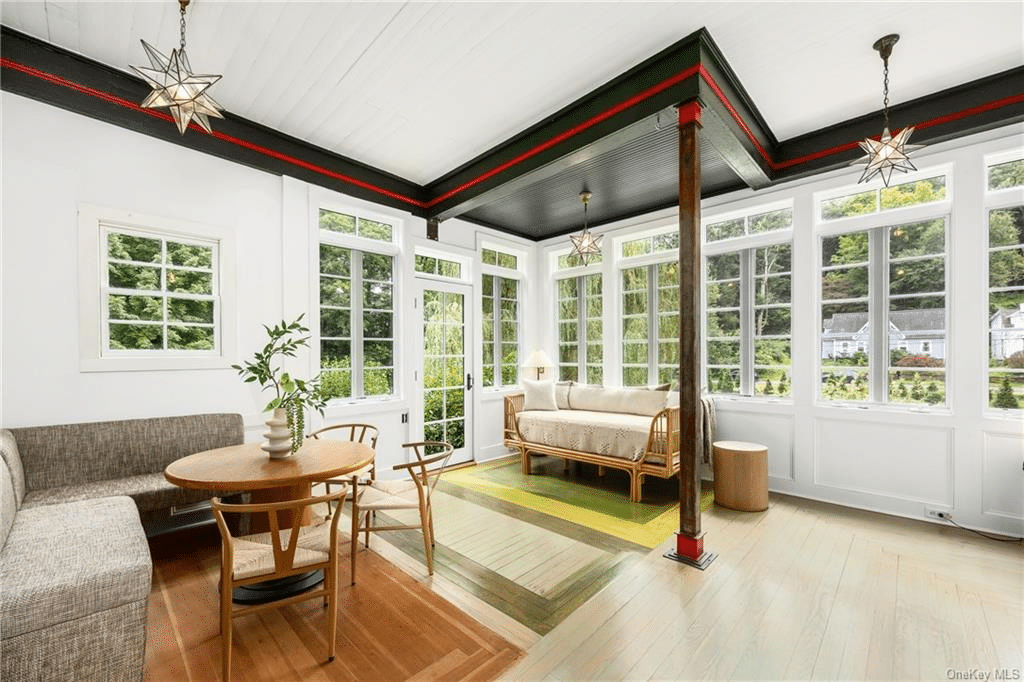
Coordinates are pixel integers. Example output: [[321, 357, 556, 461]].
[[0, 26, 428, 216]]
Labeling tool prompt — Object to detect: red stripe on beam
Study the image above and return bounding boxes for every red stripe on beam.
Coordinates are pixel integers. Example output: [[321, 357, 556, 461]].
[[0, 58, 428, 209]]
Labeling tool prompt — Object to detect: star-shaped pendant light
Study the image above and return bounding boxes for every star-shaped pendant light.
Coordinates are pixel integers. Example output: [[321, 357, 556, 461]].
[[851, 34, 924, 186], [131, 0, 223, 135], [569, 191, 602, 266]]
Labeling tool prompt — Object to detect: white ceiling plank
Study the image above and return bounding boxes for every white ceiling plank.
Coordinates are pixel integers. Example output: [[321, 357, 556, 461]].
[[2, 1, 1020, 183]]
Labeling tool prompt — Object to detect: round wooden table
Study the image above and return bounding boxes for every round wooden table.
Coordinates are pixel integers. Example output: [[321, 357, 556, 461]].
[[165, 438, 374, 603]]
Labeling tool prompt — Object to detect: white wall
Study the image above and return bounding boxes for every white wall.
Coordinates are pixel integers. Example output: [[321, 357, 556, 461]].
[[536, 124, 1024, 537], [0, 92, 531, 475]]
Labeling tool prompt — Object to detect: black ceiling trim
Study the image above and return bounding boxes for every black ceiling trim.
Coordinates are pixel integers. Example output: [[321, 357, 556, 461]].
[[2, 23, 1022, 242], [0, 26, 429, 215], [771, 66, 1024, 181]]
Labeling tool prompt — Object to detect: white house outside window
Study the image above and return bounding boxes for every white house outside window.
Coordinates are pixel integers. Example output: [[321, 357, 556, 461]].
[[985, 153, 1024, 410], [817, 172, 950, 406]]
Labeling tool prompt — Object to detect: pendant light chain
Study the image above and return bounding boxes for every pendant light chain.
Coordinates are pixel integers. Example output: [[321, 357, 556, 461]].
[[179, 3, 188, 51], [882, 56, 890, 131]]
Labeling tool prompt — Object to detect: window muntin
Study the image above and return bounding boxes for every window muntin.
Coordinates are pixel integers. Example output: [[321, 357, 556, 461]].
[[557, 251, 603, 269], [318, 243, 395, 401], [621, 232, 679, 258], [706, 243, 792, 397], [103, 227, 218, 353], [319, 208, 393, 242], [820, 175, 947, 221], [622, 262, 680, 387], [415, 254, 462, 279], [706, 207, 792, 243], [482, 274, 520, 388], [987, 204, 1024, 410], [988, 159, 1024, 191], [557, 273, 602, 384], [819, 219, 947, 405], [482, 247, 518, 270]]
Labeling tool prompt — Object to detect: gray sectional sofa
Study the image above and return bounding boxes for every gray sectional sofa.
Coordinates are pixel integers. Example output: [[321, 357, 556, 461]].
[[0, 413, 244, 681]]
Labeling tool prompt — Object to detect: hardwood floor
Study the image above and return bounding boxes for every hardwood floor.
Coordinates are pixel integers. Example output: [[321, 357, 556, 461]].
[[145, 490, 1023, 681], [143, 524, 524, 682], [501, 493, 1023, 681]]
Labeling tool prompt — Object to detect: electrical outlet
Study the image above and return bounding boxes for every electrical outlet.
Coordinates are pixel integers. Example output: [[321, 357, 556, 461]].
[[925, 507, 950, 520]]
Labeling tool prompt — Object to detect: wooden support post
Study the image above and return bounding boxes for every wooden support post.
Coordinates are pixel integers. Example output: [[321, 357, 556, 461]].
[[665, 100, 715, 570]]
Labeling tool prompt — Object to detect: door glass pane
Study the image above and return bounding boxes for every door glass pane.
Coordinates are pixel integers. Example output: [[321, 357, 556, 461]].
[[424, 290, 466, 448]]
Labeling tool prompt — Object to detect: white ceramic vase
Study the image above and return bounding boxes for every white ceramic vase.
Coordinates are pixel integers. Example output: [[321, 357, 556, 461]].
[[261, 406, 293, 459]]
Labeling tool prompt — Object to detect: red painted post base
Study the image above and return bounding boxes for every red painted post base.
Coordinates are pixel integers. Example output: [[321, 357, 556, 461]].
[[663, 531, 716, 570]]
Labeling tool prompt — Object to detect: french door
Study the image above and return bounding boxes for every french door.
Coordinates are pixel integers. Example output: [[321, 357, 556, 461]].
[[417, 280, 474, 466]]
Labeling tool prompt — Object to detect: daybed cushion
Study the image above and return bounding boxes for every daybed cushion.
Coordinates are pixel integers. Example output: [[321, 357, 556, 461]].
[[569, 384, 668, 416], [522, 378, 558, 411], [1, 457, 16, 551], [0, 496, 151, 639], [517, 409, 652, 461], [20, 473, 225, 513]]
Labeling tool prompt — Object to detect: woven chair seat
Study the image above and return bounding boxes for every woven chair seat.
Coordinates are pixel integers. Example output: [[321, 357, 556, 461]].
[[231, 517, 333, 580], [355, 482, 418, 510]]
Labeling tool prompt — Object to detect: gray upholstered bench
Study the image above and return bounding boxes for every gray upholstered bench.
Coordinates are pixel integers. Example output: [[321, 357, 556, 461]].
[[0, 413, 244, 680]]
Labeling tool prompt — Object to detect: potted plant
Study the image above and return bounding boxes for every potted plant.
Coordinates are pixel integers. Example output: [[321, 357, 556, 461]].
[[232, 315, 327, 457]]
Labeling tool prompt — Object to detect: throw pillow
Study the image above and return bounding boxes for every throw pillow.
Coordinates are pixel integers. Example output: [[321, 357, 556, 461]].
[[522, 378, 558, 411], [555, 380, 573, 409]]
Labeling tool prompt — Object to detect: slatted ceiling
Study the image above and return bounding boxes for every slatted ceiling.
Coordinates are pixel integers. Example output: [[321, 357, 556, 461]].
[[461, 126, 742, 239]]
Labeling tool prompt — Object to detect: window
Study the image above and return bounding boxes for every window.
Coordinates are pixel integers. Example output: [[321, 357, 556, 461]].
[[558, 250, 602, 269], [104, 228, 219, 352], [621, 232, 679, 258], [318, 208, 396, 401], [482, 247, 518, 270], [704, 206, 793, 397], [319, 208, 393, 242], [986, 154, 1024, 410], [819, 175, 947, 221], [79, 205, 234, 371], [557, 274, 603, 384], [819, 200, 948, 406], [481, 275, 519, 387], [415, 254, 462, 279], [621, 261, 679, 387]]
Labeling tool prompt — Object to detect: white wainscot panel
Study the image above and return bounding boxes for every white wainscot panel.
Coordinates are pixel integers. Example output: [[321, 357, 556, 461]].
[[982, 432, 1024, 521], [814, 418, 951, 505], [715, 409, 794, 480]]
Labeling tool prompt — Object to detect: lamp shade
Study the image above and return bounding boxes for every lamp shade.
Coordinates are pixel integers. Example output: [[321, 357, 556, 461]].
[[523, 349, 554, 370]]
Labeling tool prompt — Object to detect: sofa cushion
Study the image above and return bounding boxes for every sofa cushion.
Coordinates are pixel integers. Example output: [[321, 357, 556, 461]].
[[20, 473, 231, 513], [517, 409, 652, 461], [555, 381, 573, 409], [1, 458, 15, 552], [522, 378, 558, 411], [0, 430, 25, 507], [10, 413, 243, 492], [0, 496, 151, 639], [569, 384, 668, 417]]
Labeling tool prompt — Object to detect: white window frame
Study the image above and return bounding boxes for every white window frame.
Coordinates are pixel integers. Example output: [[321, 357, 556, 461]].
[[315, 203, 402, 404], [814, 166, 953, 408], [702, 203, 794, 400], [414, 245, 472, 284], [479, 240, 526, 390], [617, 225, 680, 386], [78, 204, 236, 371], [983, 148, 1024, 414]]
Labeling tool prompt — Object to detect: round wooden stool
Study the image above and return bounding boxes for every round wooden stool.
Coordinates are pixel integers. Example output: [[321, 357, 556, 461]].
[[712, 440, 768, 512]]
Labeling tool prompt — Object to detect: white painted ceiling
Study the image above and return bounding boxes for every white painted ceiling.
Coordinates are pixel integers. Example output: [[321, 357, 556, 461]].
[[2, 1, 1021, 185]]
